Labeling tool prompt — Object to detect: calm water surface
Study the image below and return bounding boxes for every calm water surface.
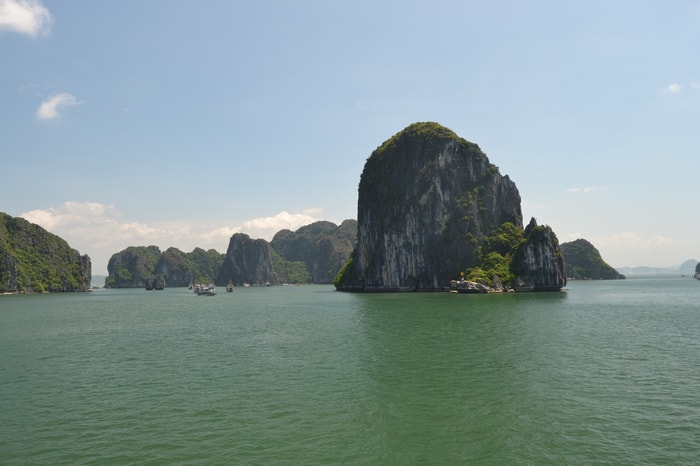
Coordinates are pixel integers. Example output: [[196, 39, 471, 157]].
[[1, 276, 699, 464]]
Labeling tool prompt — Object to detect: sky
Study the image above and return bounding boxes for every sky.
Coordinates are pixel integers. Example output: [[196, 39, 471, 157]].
[[1, 0, 699, 275]]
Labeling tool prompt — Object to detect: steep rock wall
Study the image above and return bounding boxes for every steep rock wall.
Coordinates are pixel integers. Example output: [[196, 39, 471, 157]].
[[512, 218, 567, 291], [217, 233, 276, 285], [337, 122, 523, 291], [106, 246, 161, 288], [271, 220, 357, 283]]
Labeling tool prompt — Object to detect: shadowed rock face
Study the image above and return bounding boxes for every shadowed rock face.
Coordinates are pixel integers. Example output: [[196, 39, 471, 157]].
[[512, 218, 567, 291], [217, 233, 276, 285], [271, 220, 357, 284], [336, 122, 523, 291]]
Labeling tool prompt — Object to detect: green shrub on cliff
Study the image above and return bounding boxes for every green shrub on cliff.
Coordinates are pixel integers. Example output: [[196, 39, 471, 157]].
[[464, 222, 525, 287], [271, 220, 356, 284], [270, 249, 312, 284], [0, 212, 91, 293], [105, 246, 161, 288], [560, 238, 622, 279]]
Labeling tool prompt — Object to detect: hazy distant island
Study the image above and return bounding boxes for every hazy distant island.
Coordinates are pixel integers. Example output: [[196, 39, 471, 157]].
[[0, 212, 91, 293], [616, 259, 698, 277], [334, 122, 566, 292], [560, 239, 626, 280], [695, 262, 700, 280]]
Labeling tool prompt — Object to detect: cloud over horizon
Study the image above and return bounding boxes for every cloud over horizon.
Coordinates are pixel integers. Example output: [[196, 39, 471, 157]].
[[36, 93, 83, 120], [0, 0, 52, 37]]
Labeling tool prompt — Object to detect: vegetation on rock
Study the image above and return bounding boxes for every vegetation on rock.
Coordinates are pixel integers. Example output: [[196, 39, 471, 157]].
[[106, 246, 161, 288], [560, 238, 625, 279], [463, 221, 525, 287], [510, 218, 567, 290], [105, 220, 356, 288], [335, 121, 556, 291], [270, 249, 312, 284], [271, 220, 356, 284], [0, 212, 91, 293], [106, 246, 223, 288]]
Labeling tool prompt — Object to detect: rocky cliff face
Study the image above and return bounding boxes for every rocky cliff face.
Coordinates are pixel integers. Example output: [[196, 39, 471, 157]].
[[153, 248, 191, 286], [271, 220, 357, 283], [0, 212, 91, 293], [153, 247, 224, 287], [335, 122, 567, 292], [336, 122, 524, 291], [217, 233, 276, 285], [511, 218, 567, 291], [104, 222, 353, 288], [106, 246, 161, 288], [106, 246, 224, 288]]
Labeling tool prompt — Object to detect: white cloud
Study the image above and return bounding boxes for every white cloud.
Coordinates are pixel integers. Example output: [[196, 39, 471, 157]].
[[662, 82, 683, 94], [0, 0, 52, 37], [240, 210, 323, 240], [36, 93, 84, 120], [566, 185, 608, 193], [590, 231, 675, 256], [19, 203, 325, 274]]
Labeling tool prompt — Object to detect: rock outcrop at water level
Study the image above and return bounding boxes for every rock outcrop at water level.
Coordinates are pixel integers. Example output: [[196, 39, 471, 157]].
[[334, 122, 566, 292], [511, 218, 567, 291]]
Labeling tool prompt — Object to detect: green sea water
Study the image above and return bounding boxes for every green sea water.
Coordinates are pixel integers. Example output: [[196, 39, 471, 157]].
[[1, 276, 699, 464]]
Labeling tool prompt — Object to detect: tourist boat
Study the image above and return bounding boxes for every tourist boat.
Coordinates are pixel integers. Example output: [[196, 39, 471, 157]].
[[197, 284, 216, 296], [226, 280, 234, 292]]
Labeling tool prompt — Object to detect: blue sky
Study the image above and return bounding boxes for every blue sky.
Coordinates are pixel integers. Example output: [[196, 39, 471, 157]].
[[2, 0, 699, 275]]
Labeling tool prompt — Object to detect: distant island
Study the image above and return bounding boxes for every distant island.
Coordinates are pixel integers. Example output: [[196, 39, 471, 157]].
[[560, 239, 625, 280], [616, 259, 698, 276], [105, 220, 356, 288], [0, 212, 91, 293]]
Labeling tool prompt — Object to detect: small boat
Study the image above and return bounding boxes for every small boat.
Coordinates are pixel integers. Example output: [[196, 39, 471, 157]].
[[197, 284, 216, 296], [226, 280, 234, 292]]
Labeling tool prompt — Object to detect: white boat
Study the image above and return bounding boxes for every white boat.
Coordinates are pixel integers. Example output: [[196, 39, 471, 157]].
[[197, 284, 216, 296]]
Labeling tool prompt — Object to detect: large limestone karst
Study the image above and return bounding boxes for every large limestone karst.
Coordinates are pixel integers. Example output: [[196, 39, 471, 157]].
[[0, 212, 91, 293], [106, 245, 161, 288], [154, 247, 224, 287], [334, 122, 565, 292], [271, 220, 357, 283], [217, 233, 276, 285], [106, 246, 223, 288], [104, 221, 356, 288]]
